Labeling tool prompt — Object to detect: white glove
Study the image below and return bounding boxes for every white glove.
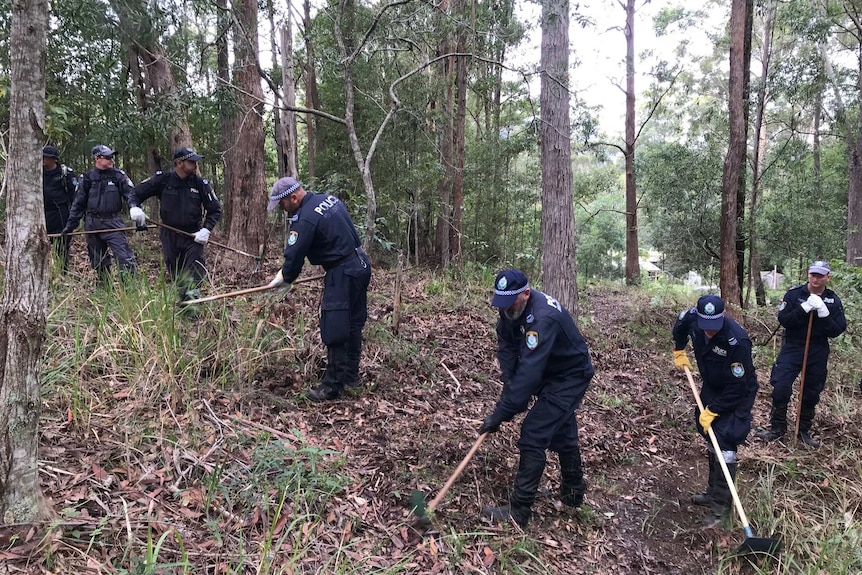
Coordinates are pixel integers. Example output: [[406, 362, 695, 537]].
[[130, 206, 146, 227], [193, 228, 211, 244], [801, 294, 822, 313], [268, 270, 287, 288], [817, 301, 830, 318]]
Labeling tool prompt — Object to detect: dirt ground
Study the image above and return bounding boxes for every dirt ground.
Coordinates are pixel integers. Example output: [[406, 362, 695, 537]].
[[1, 262, 789, 574]]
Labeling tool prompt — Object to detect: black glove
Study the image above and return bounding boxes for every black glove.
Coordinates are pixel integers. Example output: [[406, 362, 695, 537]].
[[61, 223, 75, 237], [479, 413, 504, 435]]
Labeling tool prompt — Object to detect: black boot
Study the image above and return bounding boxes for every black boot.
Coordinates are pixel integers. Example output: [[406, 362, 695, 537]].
[[480, 503, 531, 527], [756, 402, 788, 441], [344, 331, 363, 388], [703, 460, 736, 528], [314, 345, 348, 401], [798, 404, 821, 448], [483, 452, 545, 528], [559, 450, 585, 508], [692, 452, 717, 507]]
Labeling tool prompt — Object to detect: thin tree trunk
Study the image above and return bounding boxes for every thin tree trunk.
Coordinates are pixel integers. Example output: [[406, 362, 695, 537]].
[[451, 0, 469, 263], [304, 0, 321, 183], [280, 22, 298, 178], [216, 0, 233, 231], [623, 0, 640, 285], [719, 0, 749, 318], [540, 0, 578, 313], [0, 0, 52, 524], [747, 0, 774, 308]]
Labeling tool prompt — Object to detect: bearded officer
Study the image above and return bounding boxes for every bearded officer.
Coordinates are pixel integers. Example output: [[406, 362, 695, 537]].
[[479, 269, 594, 527]]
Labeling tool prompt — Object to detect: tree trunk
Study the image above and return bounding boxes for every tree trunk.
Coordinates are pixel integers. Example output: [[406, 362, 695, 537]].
[[216, 0, 233, 231], [734, 0, 753, 303], [451, 0, 469, 263], [623, 0, 640, 286], [1, 0, 52, 524], [280, 22, 298, 178], [225, 0, 268, 258], [436, 47, 454, 266], [304, 0, 321, 183], [540, 0, 578, 314], [746, 0, 774, 308], [719, 0, 749, 318], [114, 0, 192, 174]]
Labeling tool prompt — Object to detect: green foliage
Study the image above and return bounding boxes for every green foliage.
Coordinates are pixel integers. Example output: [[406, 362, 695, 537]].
[[637, 140, 723, 277]]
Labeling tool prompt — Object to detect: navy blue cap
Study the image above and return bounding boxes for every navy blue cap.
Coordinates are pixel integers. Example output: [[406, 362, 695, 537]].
[[696, 295, 725, 331], [91, 145, 115, 158], [43, 145, 60, 158], [491, 269, 530, 308], [173, 147, 203, 162], [268, 177, 302, 211]]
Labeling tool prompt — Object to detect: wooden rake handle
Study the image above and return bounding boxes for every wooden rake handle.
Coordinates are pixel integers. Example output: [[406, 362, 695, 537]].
[[148, 218, 261, 260], [684, 366, 755, 536], [180, 273, 325, 305], [427, 432, 488, 512], [793, 312, 815, 443]]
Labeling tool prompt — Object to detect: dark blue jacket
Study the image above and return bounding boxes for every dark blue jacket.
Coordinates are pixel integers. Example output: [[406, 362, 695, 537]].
[[673, 309, 757, 415], [777, 284, 846, 346], [494, 290, 594, 422], [131, 171, 222, 233], [280, 192, 362, 283]]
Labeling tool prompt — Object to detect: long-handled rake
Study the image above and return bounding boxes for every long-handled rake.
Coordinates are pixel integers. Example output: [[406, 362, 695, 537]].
[[684, 366, 782, 556], [410, 432, 488, 529]]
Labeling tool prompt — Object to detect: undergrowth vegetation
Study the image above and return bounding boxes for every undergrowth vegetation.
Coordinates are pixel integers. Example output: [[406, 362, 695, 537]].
[[6, 260, 861, 573]]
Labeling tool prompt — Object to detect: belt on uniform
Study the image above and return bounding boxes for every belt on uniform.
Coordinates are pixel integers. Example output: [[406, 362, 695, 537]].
[[324, 247, 363, 271], [87, 212, 119, 218]]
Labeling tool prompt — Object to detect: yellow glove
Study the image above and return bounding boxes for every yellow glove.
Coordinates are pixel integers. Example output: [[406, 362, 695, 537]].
[[673, 350, 692, 371], [699, 407, 719, 433]]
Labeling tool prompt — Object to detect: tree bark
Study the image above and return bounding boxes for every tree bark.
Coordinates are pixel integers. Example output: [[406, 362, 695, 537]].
[[303, 0, 321, 183], [623, 0, 640, 285], [746, 0, 774, 308], [1, 0, 52, 524], [719, 0, 749, 318], [540, 0, 579, 314], [451, 0, 469, 264], [225, 0, 268, 259]]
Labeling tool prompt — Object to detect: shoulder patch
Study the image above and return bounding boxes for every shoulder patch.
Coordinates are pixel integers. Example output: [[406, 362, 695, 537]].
[[525, 331, 539, 350], [287, 230, 298, 246], [731, 363, 745, 378], [202, 178, 210, 185], [526, 313, 534, 324], [778, 301, 786, 311], [728, 337, 738, 346]]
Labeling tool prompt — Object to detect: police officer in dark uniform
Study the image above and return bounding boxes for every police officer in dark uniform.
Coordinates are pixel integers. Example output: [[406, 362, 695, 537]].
[[266, 177, 372, 402], [479, 270, 594, 527], [673, 295, 758, 527], [130, 148, 222, 303], [42, 145, 78, 271], [62, 145, 137, 283], [756, 261, 846, 448]]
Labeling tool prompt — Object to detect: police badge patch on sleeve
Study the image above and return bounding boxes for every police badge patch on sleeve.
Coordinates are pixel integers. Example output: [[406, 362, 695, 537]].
[[731, 362, 745, 378], [778, 302, 786, 311], [288, 230, 298, 246], [525, 331, 539, 350]]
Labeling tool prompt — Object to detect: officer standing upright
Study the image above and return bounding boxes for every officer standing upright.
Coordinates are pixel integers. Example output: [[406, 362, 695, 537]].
[[672, 295, 758, 527], [756, 261, 846, 447], [42, 145, 78, 272], [130, 147, 222, 304], [62, 145, 138, 284], [479, 269, 594, 528], [266, 177, 372, 402]]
